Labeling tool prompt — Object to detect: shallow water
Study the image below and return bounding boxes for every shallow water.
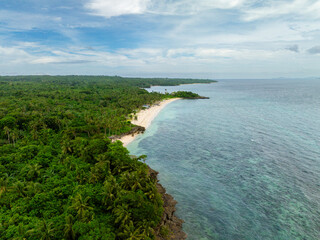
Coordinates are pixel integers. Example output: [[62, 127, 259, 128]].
[[127, 79, 320, 240]]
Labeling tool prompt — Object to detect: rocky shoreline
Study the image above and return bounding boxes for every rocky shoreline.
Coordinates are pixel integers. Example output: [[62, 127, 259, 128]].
[[109, 125, 146, 141], [110, 116, 187, 239], [149, 167, 187, 240]]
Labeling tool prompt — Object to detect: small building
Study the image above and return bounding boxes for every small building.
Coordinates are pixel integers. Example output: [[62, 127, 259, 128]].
[[142, 104, 150, 109]]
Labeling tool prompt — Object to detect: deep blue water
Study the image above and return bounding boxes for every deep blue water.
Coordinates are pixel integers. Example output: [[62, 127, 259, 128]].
[[127, 79, 320, 240]]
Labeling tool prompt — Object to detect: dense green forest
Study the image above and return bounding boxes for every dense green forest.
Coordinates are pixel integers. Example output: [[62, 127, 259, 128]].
[[0, 76, 214, 239], [171, 91, 208, 99]]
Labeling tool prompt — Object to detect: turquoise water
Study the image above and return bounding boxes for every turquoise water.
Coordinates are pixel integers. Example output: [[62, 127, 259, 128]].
[[127, 79, 320, 240]]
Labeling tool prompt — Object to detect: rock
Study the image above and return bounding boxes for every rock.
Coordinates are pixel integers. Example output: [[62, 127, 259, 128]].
[[109, 125, 145, 141], [149, 167, 187, 240]]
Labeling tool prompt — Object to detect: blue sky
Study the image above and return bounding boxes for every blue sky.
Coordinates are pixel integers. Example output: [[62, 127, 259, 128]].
[[0, 0, 320, 78]]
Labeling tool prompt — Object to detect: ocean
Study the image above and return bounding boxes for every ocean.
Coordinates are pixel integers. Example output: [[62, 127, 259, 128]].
[[127, 79, 320, 240]]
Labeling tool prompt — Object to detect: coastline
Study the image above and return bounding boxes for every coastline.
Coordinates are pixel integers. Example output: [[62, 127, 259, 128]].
[[149, 167, 187, 240], [118, 98, 180, 146], [118, 97, 186, 239]]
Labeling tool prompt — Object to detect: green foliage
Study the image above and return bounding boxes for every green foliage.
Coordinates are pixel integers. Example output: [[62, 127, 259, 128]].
[[0, 76, 212, 239], [171, 91, 203, 98], [159, 226, 171, 240]]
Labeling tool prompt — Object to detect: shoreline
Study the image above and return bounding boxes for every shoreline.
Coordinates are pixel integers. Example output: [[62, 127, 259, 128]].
[[118, 98, 180, 146], [117, 97, 186, 239]]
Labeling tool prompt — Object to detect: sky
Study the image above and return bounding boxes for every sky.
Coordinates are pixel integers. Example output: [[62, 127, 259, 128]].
[[0, 0, 320, 79]]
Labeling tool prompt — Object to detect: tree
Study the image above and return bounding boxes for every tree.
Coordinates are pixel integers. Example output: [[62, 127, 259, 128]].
[[64, 215, 76, 240], [26, 181, 41, 197], [27, 164, 42, 180], [12, 181, 26, 197], [117, 221, 145, 240], [39, 220, 55, 240], [10, 129, 19, 147], [70, 194, 93, 222], [27, 219, 55, 240], [101, 176, 118, 206], [0, 174, 9, 196], [3, 126, 10, 143], [113, 204, 131, 227]]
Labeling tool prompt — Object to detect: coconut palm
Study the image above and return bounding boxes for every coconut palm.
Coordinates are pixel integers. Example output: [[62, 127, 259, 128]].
[[0, 174, 9, 196], [26, 181, 41, 197], [27, 219, 55, 240], [10, 129, 19, 147], [64, 215, 76, 240], [101, 176, 118, 206], [3, 126, 10, 143], [12, 223, 27, 240], [27, 164, 42, 180], [39, 219, 55, 240], [117, 221, 146, 240], [113, 204, 131, 226], [70, 194, 93, 222], [12, 181, 26, 197]]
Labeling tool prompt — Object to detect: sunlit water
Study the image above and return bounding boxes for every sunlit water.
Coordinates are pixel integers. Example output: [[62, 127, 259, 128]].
[[127, 79, 320, 240]]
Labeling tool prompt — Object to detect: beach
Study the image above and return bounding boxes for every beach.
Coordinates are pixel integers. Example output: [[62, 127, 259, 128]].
[[119, 98, 180, 146]]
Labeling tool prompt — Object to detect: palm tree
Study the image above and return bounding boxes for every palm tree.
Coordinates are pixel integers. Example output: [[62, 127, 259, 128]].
[[26, 220, 54, 240], [117, 221, 145, 240], [70, 194, 93, 222], [27, 164, 42, 180], [13, 181, 26, 197], [3, 126, 10, 143], [39, 219, 55, 240], [10, 129, 19, 147], [0, 174, 9, 196], [26, 181, 41, 197], [120, 172, 141, 191], [113, 204, 131, 226], [101, 176, 118, 206], [29, 120, 39, 140], [12, 223, 27, 240], [64, 215, 76, 240]]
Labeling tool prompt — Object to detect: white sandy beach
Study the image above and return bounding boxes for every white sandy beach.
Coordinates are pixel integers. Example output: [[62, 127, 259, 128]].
[[119, 98, 180, 146]]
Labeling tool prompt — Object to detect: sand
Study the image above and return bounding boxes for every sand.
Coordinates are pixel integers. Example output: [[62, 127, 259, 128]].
[[119, 98, 180, 146]]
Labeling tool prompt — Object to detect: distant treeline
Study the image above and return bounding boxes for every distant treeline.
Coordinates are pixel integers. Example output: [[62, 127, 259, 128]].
[[0, 76, 214, 240], [0, 75, 215, 88]]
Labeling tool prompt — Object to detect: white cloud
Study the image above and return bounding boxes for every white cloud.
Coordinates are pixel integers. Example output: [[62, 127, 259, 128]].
[[1, 43, 320, 78], [0, 46, 33, 64], [148, 0, 247, 15], [2, 0, 320, 78], [84, 0, 320, 22], [243, 0, 320, 21], [84, 0, 248, 18], [85, 0, 151, 18]]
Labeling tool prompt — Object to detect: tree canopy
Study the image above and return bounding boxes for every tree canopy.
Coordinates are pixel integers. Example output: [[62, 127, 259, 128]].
[[0, 75, 214, 239]]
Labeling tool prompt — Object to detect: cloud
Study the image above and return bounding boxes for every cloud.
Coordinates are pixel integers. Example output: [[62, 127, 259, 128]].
[[0, 10, 62, 31], [85, 0, 150, 18], [307, 45, 320, 54], [285, 44, 299, 53], [0, 45, 33, 63], [1, 43, 320, 78], [243, 0, 320, 21], [84, 0, 247, 18], [148, 0, 246, 15], [84, 0, 320, 21], [1, 1, 320, 78]]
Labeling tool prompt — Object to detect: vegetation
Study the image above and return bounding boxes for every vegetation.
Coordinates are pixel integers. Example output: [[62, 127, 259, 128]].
[[170, 91, 207, 99], [0, 75, 214, 239]]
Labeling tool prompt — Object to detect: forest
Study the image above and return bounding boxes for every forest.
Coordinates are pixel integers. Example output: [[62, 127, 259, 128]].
[[0, 76, 214, 239]]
